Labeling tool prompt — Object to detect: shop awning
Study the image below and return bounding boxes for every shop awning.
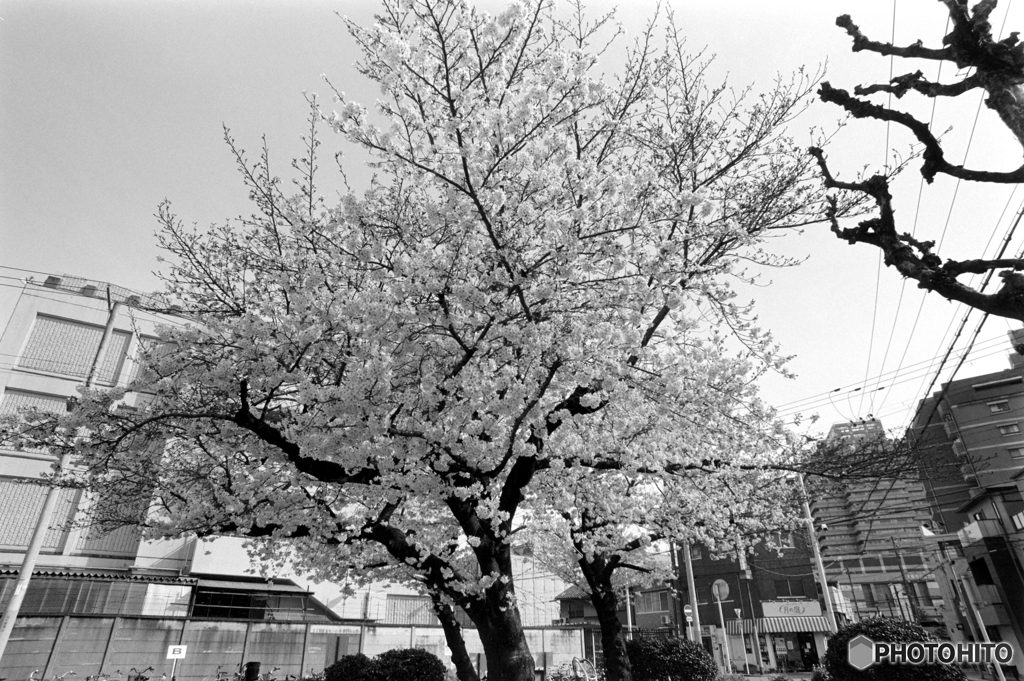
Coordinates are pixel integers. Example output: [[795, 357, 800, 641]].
[[727, 616, 832, 635]]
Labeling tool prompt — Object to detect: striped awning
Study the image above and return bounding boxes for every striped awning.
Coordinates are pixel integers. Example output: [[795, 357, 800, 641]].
[[727, 616, 832, 635]]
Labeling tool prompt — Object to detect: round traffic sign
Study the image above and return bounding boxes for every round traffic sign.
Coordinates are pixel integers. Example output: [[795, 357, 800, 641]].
[[683, 604, 693, 616], [712, 579, 729, 601]]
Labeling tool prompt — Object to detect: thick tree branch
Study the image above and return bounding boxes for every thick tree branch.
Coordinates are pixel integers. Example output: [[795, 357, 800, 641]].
[[809, 146, 1024, 321]]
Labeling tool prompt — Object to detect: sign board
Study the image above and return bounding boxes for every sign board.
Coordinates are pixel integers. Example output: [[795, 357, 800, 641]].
[[711, 579, 729, 601], [734, 608, 742, 618], [685, 616, 693, 623], [310, 624, 362, 635], [760, 600, 822, 618], [682, 604, 693, 616], [167, 645, 187, 659], [774, 639, 788, 653]]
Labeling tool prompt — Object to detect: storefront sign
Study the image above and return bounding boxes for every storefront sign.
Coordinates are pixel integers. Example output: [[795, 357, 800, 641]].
[[761, 600, 821, 617]]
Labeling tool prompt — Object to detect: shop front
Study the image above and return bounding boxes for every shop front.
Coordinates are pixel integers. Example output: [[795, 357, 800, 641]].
[[726, 602, 831, 673]]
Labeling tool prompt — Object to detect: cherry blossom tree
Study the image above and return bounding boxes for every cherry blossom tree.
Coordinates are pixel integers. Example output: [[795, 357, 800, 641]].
[[6, 3, 862, 681], [812, 0, 1024, 321]]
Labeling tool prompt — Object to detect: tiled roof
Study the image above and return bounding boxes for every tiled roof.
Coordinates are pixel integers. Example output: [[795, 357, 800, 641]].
[[553, 584, 590, 600], [0, 568, 197, 585]]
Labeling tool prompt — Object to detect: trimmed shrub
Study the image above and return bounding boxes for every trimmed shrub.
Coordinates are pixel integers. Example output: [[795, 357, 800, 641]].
[[325, 654, 373, 681], [822, 618, 966, 681], [626, 636, 717, 681], [370, 648, 448, 681]]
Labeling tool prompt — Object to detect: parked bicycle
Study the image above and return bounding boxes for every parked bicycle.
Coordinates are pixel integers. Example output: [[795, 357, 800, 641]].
[[127, 668, 153, 681], [259, 668, 280, 681]]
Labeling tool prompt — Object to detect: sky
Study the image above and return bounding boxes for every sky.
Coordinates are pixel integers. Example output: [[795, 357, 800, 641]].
[[3, 0, 1024, 439]]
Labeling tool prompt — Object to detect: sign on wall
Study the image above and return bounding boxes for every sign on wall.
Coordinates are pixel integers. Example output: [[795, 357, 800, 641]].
[[310, 624, 362, 635], [761, 600, 821, 617], [166, 645, 187, 659]]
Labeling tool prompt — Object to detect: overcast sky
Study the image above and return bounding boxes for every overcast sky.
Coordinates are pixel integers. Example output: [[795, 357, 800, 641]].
[[3, 0, 1023, 438]]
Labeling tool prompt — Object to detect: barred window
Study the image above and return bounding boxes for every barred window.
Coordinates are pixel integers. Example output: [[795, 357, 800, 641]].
[[18, 314, 130, 384]]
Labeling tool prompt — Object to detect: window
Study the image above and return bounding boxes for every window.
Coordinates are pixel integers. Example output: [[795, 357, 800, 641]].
[[635, 591, 670, 613], [18, 314, 130, 384], [1010, 448, 1024, 459], [999, 423, 1021, 435], [990, 400, 1011, 413], [689, 546, 703, 561], [1012, 511, 1024, 532], [771, 531, 795, 549], [567, 601, 586, 619], [384, 595, 436, 625], [973, 510, 987, 521], [774, 579, 804, 599]]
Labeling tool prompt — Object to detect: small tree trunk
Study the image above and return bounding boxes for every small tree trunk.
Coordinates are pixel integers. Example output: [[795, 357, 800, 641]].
[[468, 584, 536, 681], [431, 593, 481, 681], [579, 556, 633, 681]]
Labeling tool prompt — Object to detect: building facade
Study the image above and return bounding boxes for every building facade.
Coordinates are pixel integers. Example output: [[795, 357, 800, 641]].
[[0, 277, 580, 679], [677, 534, 832, 675]]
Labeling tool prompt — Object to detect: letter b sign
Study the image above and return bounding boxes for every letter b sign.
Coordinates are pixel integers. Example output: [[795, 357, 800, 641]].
[[167, 644, 187, 659]]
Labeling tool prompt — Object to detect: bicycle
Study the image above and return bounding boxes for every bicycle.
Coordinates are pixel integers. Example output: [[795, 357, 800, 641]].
[[127, 668, 153, 681], [52, 673, 77, 681], [258, 668, 281, 681]]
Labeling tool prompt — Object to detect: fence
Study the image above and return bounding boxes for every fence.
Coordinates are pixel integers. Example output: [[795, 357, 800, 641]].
[[0, 616, 586, 681]]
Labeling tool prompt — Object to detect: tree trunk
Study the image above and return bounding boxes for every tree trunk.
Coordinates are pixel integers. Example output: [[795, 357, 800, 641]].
[[579, 556, 633, 681], [467, 584, 536, 681], [431, 593, 481, 681]]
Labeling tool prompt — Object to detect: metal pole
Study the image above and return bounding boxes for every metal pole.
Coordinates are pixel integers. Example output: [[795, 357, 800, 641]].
[[682, 542, 701, 644], [624, 586, 634, 641], [0, 297, 122, 662], [799, 474, 838, 633]]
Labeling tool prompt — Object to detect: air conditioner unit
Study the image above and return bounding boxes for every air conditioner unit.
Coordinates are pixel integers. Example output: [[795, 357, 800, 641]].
[[660, 615, 672, 625], [552, 618, 569, 626]]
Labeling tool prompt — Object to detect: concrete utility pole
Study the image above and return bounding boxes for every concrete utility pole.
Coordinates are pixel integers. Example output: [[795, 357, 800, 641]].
[[682, 541, 702, 644], [0, 295, 122, 662], [799, 474, 838, 634]]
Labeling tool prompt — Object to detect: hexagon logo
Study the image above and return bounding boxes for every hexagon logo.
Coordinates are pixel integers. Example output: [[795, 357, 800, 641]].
[[848, 634, 876, 671]]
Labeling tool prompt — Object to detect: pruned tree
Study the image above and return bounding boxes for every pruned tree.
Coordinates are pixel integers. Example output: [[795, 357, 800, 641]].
[[4, 2, 859, 681], [812, 0, 1024, 321]]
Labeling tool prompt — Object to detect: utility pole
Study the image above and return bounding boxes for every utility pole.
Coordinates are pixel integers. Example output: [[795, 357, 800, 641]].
[[959, 572, 1007, 681], [682, 541, 702, 645], [799, 474, 838, 633], [890, 538, 918, 622], [0, 294, 122, 661], [843, 567, 861, 621]]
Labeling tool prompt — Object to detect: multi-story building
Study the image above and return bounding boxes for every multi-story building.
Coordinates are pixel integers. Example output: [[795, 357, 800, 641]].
[[0, 276, 579, 679], [909, 341, 1024, 679], [810, 419, 947, 637]]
